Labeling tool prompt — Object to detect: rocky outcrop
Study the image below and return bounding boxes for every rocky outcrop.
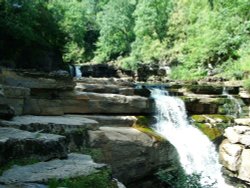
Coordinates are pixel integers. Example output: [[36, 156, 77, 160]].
[[0, 153, 107, 185], [0, 115, 98, 152], [88, 127, 177, 184], [219, 123, 250, 185], [0, 69, 75, 90], [0, 127, 67, 165]]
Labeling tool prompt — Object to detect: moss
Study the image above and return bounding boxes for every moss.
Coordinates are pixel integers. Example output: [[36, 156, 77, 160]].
[[135, 116, 152, 127], [191, 114, 234, 123], [133, 125, 165, 142], [83, 148, 104, 162], [0, 158, 40, 176], [48, 169, 117, 188], [194, 123, 222, 140]]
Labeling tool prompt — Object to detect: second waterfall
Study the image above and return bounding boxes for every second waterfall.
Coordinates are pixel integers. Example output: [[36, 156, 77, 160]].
[[150, 88, 231, 188]]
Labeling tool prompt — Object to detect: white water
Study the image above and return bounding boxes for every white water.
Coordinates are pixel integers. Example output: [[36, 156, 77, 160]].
[[150, 88, 230, 188], [75, 65, 82, 78], [223, 87, 242, 118]]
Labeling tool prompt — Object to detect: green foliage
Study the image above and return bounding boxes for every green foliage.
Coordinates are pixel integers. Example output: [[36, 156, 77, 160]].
[[94, 0, 136, 63], [48, 169, 116, 188], [47, 0, 87, 63], [130, 0, 172, 62], [167, 0, 250, 80], [243, 78, 250, 93], [0, 0, 249, 76], [156, 167, 215, 188]]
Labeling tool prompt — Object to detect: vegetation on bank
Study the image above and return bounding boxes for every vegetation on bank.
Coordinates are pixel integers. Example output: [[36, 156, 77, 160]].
[[0, 0, 249, 80]]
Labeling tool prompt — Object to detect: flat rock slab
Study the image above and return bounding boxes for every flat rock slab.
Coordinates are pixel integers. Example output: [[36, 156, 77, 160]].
[[76, 115, 136, 127], [0, 153, 107, 185], [0, 115, 98, 133], [0, 128, 67, 165]]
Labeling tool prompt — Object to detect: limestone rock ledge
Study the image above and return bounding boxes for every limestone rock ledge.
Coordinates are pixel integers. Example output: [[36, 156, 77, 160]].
[[0, 127, 67, 165], [219, 123, 250, 185], [0, 153, 106, 186]]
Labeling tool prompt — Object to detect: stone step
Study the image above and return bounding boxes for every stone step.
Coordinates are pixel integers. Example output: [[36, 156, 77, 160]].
[[75, 77, 134, 87], [78, 115, 137, 127], [0, 153, 107, 186], [0, 115, 99, 152], [75, 83, 150, 97], [0, 127, 67, 165], [23, 92, 153, 116]]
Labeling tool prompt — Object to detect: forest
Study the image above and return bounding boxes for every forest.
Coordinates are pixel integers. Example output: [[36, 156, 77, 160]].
[[0, 0, 249, 80]]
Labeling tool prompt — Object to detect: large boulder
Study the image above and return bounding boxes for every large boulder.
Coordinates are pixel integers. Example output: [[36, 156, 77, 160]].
[[88, 127, 177, 184], [0, 128, 67, 165]]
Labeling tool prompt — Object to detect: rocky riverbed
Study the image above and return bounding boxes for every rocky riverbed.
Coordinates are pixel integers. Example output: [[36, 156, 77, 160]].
[[0, 68, 250, 187]]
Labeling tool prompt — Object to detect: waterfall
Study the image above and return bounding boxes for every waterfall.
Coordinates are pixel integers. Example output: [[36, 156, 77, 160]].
[[150, 88, 231, 188], [223, 87, 242, 118], [75, 65, 82, 78]]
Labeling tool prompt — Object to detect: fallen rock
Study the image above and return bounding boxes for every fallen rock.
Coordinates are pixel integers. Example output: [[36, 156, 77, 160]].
[[0, 153, 107, 185], [0, 128, 67, 165], [88, 127, 177, 184]]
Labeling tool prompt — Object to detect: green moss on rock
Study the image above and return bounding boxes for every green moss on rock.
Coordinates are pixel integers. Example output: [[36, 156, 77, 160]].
[[195, 123, 222, 140]]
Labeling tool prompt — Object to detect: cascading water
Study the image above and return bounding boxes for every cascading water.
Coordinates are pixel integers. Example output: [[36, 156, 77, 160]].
[[75, 65, 82, 78], [150, 88, 231, 188], [223, 87, 242, 118]]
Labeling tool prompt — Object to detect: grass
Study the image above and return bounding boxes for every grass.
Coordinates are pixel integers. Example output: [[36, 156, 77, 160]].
[[48, 169, 117, 188], [0, 158, 40, 176]]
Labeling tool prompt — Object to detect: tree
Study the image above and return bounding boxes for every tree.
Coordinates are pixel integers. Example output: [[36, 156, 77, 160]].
[[94, 0, 136, 63]]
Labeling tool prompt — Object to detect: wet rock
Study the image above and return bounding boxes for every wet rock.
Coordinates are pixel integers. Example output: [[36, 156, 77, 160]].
[[187, 84, 223, 95], [88, 127, 177, 184], [0, 104, 15, 120], [0, 153, 107, 185], [0, 128, 67, 165]]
